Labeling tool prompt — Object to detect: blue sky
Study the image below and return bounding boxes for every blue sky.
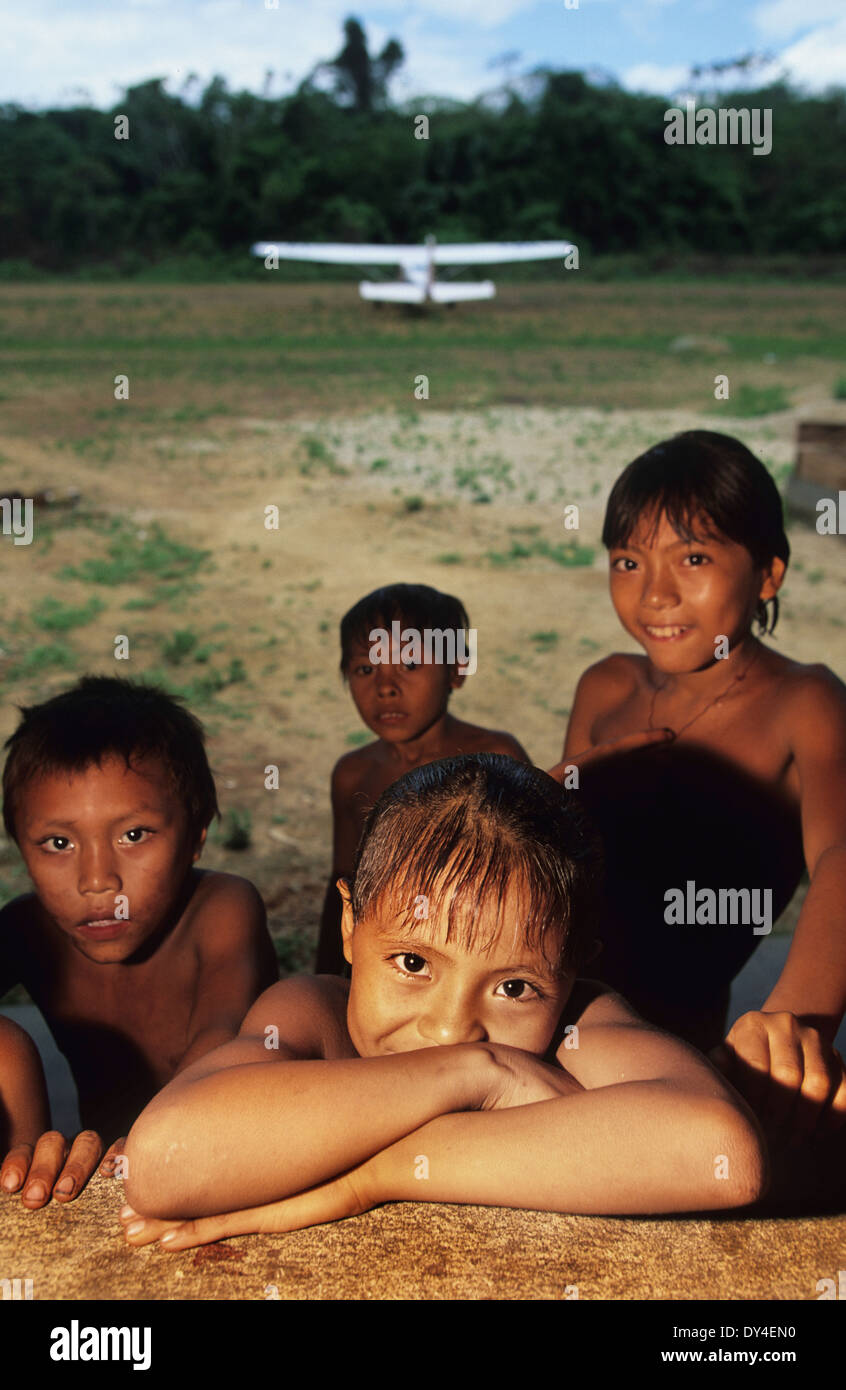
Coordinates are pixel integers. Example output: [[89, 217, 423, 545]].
[[3, 0, 843, 110]]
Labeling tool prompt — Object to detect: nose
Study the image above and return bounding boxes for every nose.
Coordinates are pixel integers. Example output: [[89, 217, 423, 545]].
[[640, 563, 680, 610], [374, 664, 401, 695], [78, 841, 122, 895], [416, 987, 487, 1047]]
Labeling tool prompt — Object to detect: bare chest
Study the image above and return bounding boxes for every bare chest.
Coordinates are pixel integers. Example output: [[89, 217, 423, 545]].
[[25, 939, 199, 1083]]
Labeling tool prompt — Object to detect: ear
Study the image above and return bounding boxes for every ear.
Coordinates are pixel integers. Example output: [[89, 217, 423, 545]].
[[759, 554, 786, 603], [448, 666, 466, 692], [192, 825, 208, 862], [338, 878, 355, 964]]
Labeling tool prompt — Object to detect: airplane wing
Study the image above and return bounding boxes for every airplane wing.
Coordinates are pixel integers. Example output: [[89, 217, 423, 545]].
[[432, 241, 574, 266], [251, 242, 425, 266]]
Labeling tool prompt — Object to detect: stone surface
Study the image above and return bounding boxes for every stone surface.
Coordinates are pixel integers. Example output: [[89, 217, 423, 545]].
[[2, 1175, 843, 1302]]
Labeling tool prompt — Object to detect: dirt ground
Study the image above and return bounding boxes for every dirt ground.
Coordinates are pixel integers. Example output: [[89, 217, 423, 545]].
[[2, 389, 844, 955], [1, 283, 845, 1303]]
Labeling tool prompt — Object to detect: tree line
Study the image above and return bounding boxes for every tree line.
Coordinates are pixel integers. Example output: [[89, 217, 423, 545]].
[[1, 16, 844, 276]]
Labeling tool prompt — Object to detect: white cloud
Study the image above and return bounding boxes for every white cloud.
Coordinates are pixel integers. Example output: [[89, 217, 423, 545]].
[[778, 16, 846, 88], [621, 62, 690, 95], [753, 0, 845, 40], [0, 0, 343, 108]]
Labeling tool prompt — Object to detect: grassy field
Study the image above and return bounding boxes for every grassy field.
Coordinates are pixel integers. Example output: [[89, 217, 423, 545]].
[[1, 278, 845, 973]]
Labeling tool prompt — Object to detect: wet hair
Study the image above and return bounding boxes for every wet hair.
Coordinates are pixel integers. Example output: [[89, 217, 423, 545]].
[[602, 430, 790, 634], [339, 582, 470, 675], [2, 675, 219, 843], [351, 754, 601, 975]]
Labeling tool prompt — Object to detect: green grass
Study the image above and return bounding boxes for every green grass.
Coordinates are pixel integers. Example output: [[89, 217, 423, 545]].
[[59, 520, 211, 587], [297, 435, 348, 476], [529, 630, 560, 649], [346, 730, 371, 747], [729, 384, 792, 416], [12, 641, 76, 675], [486, 538, 595, 568], [834, 377, 846, 401], [31, 596, 104, 631]]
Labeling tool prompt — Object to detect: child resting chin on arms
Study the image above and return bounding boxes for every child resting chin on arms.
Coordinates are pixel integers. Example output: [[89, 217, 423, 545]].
[[120, 754, 766, 1250]]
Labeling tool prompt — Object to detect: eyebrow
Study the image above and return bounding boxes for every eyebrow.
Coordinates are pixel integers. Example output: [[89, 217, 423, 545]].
[[29, 805, 168, 830]]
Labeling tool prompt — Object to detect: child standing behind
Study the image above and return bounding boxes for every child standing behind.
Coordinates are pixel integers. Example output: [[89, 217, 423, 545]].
[[316, 583, 529, 973], [561, 431, 846, 1141], [0, 676, 277, 1209]]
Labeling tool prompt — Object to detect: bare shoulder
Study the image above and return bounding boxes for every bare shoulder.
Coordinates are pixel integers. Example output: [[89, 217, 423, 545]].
[[454, 720, 530, 761], [557, 978, 716, 1093], [563, 977, 646, 1032], [565, 654, 645, 752], [187, 871, 266, 935], [575, 653, 645, 705], [331, 744, 378, 798], [769, 654, 846, 752], [239, 974, 350, 1059]]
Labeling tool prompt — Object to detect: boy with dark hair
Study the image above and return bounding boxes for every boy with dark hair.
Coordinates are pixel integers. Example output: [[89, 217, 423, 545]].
[[0, 676, 277, 1209], [316, 583, 529, 973], [119, 754, 767, 1248]]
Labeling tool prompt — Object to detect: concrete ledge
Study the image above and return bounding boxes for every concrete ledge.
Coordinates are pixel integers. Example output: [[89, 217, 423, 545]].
[[2, 1175, 843, 1301]]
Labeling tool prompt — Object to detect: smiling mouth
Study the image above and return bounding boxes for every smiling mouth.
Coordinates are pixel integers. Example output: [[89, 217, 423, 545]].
[[642, 624, 691, 640], [376, 710, 407, 721]]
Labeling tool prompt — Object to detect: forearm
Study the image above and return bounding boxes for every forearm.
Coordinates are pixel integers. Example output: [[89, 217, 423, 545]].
[[0, 1020, 50, 1151], [367, 1082, 766, 1216], [125, 1043, 492, 1219], [763, 844, 846, 1036]]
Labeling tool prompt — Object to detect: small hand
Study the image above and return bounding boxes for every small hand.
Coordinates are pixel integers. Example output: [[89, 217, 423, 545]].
[[0, 1129, 104, 1207], [482, 1043, 584, 1111], [548, 726, 674, 783], [120, 1164, 377, 1251], [710, 1011, 846, 1143]]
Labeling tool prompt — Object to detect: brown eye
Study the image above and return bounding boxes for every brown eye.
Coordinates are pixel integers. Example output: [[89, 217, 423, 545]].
[[391, 952, 431, 979], [495, 978, 539, 1001]]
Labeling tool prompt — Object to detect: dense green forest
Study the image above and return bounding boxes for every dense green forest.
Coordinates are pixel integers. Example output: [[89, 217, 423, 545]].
[[1, 17, 844, 277]]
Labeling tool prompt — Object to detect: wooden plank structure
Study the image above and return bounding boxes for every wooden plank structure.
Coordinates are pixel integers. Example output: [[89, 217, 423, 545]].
[[786, 421, 846, 526]]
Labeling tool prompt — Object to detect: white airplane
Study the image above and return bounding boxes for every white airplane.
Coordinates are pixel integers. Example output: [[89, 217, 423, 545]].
[[250, 234, 575, 305]]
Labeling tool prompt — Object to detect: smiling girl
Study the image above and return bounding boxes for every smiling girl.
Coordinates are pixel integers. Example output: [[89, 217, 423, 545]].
[[120, 755, 766, 1247], [561, 430, 846, 1148]]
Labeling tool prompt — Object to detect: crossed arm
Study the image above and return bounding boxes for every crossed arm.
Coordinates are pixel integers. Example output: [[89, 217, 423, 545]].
[[120, 981, 766, 1248]]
